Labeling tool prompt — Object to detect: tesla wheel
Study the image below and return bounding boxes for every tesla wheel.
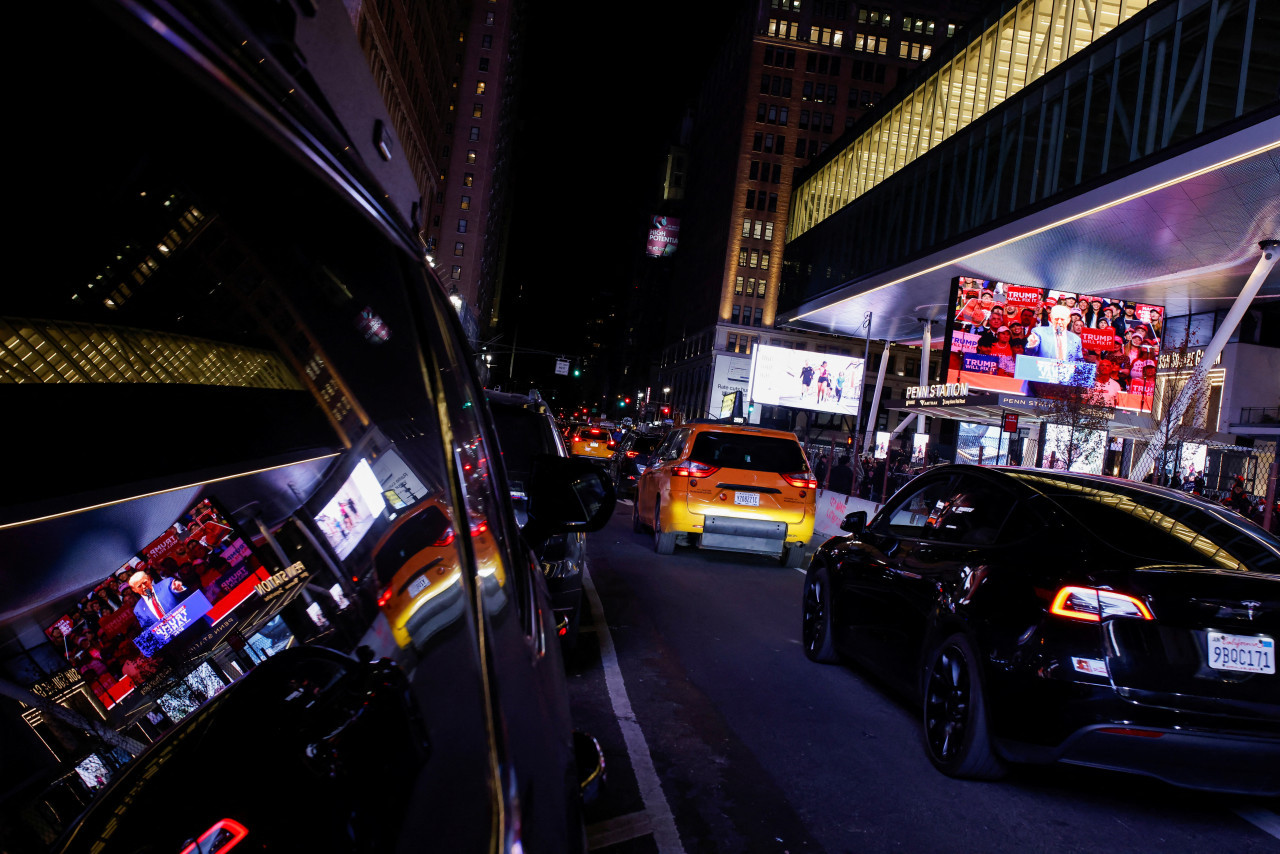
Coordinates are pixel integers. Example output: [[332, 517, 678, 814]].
[[921, 632, 1006, 780], [781, 543, 807, 568], [653, 500, 676, 555], [801, 565, 837, 663]]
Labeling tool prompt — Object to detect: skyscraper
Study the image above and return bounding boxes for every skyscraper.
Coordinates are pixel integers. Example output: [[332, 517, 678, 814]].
[[658, 0, 984, 422]]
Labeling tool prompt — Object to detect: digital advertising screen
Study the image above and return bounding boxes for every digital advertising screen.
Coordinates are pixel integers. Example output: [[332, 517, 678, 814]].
[[874, 432, 891, 460], [943, 277, 1163, 412], [912, 434, 929, 466], [314, 458, 388, 560], [646, 215, 680, 257], [747, 344, 864, 416], [43, 498, 271, 707]]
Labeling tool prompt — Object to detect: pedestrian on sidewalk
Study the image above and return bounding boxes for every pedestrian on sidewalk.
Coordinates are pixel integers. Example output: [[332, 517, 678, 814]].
[[814, 454, 830, 491], [828, 456, 855, 496]]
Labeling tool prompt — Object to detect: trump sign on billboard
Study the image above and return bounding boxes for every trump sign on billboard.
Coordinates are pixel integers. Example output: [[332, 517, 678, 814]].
[[747, 344, 864, 416], [646, 215, 680, 257]]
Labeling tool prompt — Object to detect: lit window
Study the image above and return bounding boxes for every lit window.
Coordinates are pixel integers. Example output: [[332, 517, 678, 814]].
[[467, 150, 477, 164], [460, 195, 471, 210], [463, 172, 474, 186], [735, 276, 744, 295], [451, 265, 462, 279], [454, 241, 465, 256], [472, 104, 483, 118], [476, 81, 486, 95], [763, 222, 774, 240]]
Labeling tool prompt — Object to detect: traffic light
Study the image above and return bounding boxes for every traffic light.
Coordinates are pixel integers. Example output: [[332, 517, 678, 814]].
[[573, 367, 581, 377], [846, 436, 854, 448]]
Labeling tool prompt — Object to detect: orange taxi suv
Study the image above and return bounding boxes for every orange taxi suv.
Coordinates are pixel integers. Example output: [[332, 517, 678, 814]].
[[570, 424, 617, 463], [634, 423, 815, 566]]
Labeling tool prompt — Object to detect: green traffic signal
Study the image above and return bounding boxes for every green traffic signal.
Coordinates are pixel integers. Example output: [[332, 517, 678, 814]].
[[573, 368, 581, 377]]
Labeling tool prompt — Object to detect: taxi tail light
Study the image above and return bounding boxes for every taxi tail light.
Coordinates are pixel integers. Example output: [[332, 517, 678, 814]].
[[673, 461, 719, 478], [1049, 586, 1154, 622], [377, 586, 394, 608], [625, 450, 640, 458], [783, 472, 818, 489], [434, 528, 456, 547], [179, 819, 249, 854]]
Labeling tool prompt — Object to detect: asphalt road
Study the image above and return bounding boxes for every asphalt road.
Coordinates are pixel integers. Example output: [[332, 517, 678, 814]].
[[564, 504, 1280, 854]]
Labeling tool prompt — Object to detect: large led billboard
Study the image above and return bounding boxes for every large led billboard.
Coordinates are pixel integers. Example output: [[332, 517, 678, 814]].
[[646, 215, 680, 257], [314, 458, 387, 560], [43, 498, 271, 706], [747, 344, 864, 416], [943, 277, 1164, 412]]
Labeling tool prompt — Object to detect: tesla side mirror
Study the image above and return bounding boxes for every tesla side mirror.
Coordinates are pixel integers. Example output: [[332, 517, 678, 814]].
[[840, 510, 867, 534], [526, 454, 616, 534]]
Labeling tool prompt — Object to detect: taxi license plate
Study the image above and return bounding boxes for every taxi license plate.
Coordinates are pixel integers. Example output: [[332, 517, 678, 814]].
[[1207, 632, 1275, 674], [408, 575, 431, 598], [590, 442, 599, 448], [734, 492, 760, 507]]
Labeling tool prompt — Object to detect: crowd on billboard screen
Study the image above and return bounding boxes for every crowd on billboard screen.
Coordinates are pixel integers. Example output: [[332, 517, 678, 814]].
[[945, 277, 1165, 411], [42, 499, 266, 704]]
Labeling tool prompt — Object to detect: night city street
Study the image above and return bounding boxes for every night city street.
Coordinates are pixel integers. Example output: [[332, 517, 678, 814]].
[[567, 508, 1280, 853], [3, 0, 1278, 852]]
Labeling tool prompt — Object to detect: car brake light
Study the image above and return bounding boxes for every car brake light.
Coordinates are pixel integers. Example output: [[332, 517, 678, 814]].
[[1049, 586, 1154, 622], [573, 436, 583, 442], [434, 528, 456, 547], [783, 472, 818, 489], [180, 819, 249, 854], [626, 451, 640, 458], [377, 586, 394, 608], [673, 461, 719, 478]]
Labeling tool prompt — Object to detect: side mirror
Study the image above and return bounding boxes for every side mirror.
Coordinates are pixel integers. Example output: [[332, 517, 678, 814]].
[[526, 454, 616, 534], [840, 510, 867, 534]]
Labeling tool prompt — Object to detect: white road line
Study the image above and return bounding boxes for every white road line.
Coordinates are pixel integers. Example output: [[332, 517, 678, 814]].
[[617, 498, 634, 506], [581, 568, 685, 853], [586, 810, 655, 849], [1235, 808, 1280, 840]]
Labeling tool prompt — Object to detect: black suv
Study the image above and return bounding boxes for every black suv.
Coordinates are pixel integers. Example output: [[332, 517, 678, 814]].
[[609, 431, 667, 498], [485, 390, 593, 651], [2, 1, 608, 851]]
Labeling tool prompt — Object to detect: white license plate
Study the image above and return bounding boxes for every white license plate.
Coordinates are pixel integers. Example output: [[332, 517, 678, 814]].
[[734, 491, 760, 506], [1207, 632, 1275, 674], [589, 442, 599, 448], [407, 575, 431, 598]]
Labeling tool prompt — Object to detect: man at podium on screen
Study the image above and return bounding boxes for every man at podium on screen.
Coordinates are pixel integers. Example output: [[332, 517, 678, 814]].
[[1023, 304, 1084, 362]]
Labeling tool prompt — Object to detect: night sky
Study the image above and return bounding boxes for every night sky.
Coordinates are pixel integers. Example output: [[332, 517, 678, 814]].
[[502, 2, 744, 396]]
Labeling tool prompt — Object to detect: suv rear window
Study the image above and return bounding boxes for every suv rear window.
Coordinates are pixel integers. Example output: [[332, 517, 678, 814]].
[[490, 402, 557, 488], [688, 432, 806, 473], [631, 435, 663, 454]]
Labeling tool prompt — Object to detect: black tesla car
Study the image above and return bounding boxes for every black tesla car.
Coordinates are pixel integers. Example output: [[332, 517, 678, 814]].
[[802, 465, 1279, 795]]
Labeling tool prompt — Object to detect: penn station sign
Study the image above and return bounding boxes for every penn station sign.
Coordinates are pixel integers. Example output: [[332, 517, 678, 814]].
[[904, 382, 971, 407]]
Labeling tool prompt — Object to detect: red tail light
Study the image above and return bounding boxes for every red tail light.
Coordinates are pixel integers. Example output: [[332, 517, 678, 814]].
[[783, 472, 818, 489], [180, 819, 249, 854], [572, 436, 583, 442], [1050, 586, 1154, 622], [434, 528, 456, 547], [673, 461, 719, 478], [377, 586, 394, 607], [625, 451, 640, 458]]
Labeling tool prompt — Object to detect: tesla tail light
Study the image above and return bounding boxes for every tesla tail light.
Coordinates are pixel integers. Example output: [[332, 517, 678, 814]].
[[783, 472, 818, 489], [1050, 586, 1154, 622], [180, 819, 249, 854], [673, 461, 719, 478], [625, 450, 640, 458]]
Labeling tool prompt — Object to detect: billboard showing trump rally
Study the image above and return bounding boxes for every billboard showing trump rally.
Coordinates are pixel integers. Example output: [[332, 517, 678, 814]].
[[943, 277, 1165, 412]]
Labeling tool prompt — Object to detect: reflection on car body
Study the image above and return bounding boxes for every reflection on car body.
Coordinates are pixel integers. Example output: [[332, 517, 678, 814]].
[[803, 465, 1280, 795]]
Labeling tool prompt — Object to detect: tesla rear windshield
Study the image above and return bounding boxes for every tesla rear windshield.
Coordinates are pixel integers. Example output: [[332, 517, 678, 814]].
[[1045, 489, 1278, 572], [689, 432, 806, 473]]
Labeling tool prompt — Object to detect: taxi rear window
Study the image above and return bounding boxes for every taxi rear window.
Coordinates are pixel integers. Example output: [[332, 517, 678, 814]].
[[689, 432, 806, 473]]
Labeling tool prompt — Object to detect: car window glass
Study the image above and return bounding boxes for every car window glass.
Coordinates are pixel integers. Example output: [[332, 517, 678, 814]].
[[489, 402, 557, 492], [13, 11, 499, 848], [665, 429, 692, 461], [879, 478, 955, 538], [632, 435, 663, 455], [1036, 484, 1278, 572], [929, 475, 1015, 545], [689, 432, 806, 472]]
